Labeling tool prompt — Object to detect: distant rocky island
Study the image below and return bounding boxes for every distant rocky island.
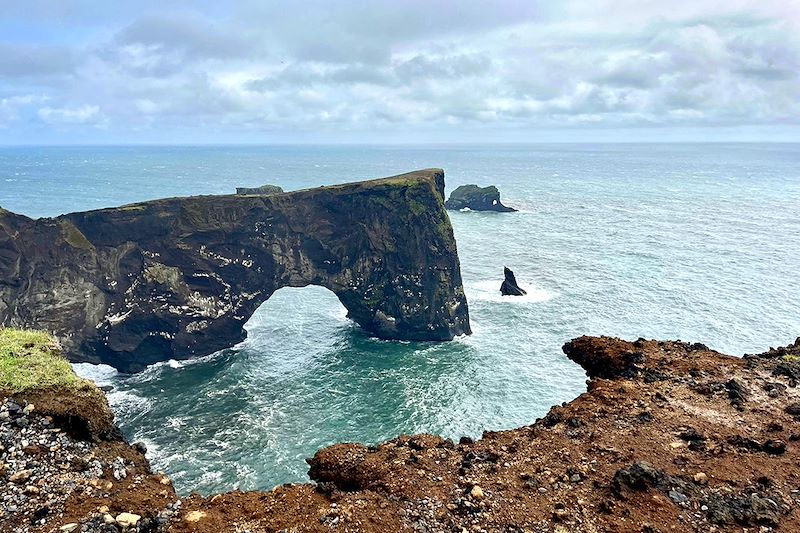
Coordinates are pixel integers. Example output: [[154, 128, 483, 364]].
[[3, 329, 799, 532], [0, 169, 470, 372], [445, 184, 517, 212]]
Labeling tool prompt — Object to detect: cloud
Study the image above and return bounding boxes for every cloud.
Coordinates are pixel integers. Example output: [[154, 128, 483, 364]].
[[114, 12, 251, 62], [37, 104, 106, 126], [0, 0, 798, 142], [0, 94, 49, 127], [0, 43, 75, 78]]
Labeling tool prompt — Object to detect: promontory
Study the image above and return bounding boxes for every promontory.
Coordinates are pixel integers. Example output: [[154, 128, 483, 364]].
[[0, 169, 471, 372]]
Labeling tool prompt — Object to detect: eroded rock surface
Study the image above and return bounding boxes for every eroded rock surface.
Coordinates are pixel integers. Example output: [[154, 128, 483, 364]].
[[0, 169, 471, 372]]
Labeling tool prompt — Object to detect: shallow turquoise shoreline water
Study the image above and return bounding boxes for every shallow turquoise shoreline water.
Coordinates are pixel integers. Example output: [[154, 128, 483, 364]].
[[2, 143, 798, 494]]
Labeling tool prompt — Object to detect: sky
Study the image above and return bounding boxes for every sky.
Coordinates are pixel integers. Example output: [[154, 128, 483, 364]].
[[0, 0, 798, 144]]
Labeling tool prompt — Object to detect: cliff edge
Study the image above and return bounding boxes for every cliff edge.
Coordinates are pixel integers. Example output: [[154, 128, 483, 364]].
[[0, 169, 471, 372], [0, 328, 178, 533], [4, 329, 799, 532]]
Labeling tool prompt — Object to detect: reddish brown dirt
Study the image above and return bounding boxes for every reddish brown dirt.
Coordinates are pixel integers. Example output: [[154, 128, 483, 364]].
[[1, 384, 178, 533], [163, 336, 800, 533], [15, 382, 118, 441], [6, 336, 800, 533], [53, 441, 177, 530]]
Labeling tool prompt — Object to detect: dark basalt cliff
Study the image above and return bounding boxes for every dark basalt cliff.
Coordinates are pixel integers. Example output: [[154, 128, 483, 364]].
[[0, 169, 471, 372]]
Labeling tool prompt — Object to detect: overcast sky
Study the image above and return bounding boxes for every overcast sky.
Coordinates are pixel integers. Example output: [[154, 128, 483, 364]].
[[1, 0, 798, 144]]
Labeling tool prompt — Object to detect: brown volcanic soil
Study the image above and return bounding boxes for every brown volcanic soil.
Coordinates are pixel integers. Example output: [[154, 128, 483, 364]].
[[1, 383, 178, 532], [4, 336, 800, 533], [165, 336, 800, 533]]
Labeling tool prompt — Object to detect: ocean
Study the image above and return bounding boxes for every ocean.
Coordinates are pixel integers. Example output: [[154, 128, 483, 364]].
[[1, 143, 799, 494]]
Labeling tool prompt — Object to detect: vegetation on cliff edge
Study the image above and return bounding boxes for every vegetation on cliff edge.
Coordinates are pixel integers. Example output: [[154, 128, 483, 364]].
[[0, 328, 80, 393]]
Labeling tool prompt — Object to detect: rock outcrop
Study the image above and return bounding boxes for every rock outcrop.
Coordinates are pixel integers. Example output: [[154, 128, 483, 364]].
[[0, 333, 179, 533], [499, 266, 526, 296], [0, 169, 471, 372], [5, 329, 800, 532], [445, 184, 517, 212], [235, 184, 284, 195]]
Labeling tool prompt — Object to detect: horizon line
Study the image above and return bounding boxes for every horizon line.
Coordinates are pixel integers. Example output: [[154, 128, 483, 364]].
[[1, 140, 799, 148]]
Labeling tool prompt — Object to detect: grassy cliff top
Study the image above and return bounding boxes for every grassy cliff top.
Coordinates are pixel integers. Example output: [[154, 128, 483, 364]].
[[0, 328, 80, 393]]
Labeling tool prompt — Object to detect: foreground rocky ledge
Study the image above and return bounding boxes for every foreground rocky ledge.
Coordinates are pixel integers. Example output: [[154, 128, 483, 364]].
[[0, 169, 470, 372], [3, 335, 800, 532]]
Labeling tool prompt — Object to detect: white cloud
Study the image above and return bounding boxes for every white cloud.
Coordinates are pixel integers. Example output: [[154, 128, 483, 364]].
[[38, 104, 106, 126], [0, 94, 49, 127], [1, 0, 799, 141]]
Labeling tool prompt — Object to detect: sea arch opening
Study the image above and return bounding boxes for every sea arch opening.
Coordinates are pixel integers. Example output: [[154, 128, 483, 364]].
[[242, 285, 353, 352]]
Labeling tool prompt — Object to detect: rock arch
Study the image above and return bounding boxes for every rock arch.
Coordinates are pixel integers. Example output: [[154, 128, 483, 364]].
[[0, 169, 471, 372]]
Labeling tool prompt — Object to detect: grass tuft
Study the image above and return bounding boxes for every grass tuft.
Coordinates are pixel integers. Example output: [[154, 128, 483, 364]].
[[0, 328, 80, 393]]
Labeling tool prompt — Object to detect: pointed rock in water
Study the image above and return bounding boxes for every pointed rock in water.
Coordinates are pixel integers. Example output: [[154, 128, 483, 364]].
[[500, 267, 527, 296], [445, 184, 517, 212], [235, 184, 284, 195]]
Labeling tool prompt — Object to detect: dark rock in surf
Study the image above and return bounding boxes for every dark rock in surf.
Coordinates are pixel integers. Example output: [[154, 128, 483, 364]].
[[500, 267, 527, 296], [445, 185, 516, 212]]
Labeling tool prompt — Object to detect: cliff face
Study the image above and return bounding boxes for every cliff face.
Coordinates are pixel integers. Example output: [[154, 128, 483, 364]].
[[0, 169, 471, 372]]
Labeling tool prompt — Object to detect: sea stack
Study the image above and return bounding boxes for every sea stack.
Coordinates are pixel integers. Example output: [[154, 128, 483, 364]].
[[500, 267, 527, 296], [445, 184, 517, 212]]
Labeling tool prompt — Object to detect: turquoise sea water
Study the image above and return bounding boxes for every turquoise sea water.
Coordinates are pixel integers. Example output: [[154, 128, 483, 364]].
[[2, 143, 799, 494]]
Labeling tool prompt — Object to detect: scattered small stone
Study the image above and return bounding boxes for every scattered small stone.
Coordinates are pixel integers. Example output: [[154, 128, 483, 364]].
[[785, 403, 800, 416], [9, 469, 32, 483], [470, 485, 484, 501], [669, 490, 689, 504], [185, 510, 207, 523], [112, 457, 128, 480], [763, 439, 786, 455], [726, 379, 749, 409], [59, 524, 79, 533], [115, 512, 141, 528]]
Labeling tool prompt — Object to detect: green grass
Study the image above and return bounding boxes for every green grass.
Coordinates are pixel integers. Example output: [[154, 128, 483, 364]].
[[0, 328, 79, 393], [59, 220, 94, 250], [783, 354, 800, 362]]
